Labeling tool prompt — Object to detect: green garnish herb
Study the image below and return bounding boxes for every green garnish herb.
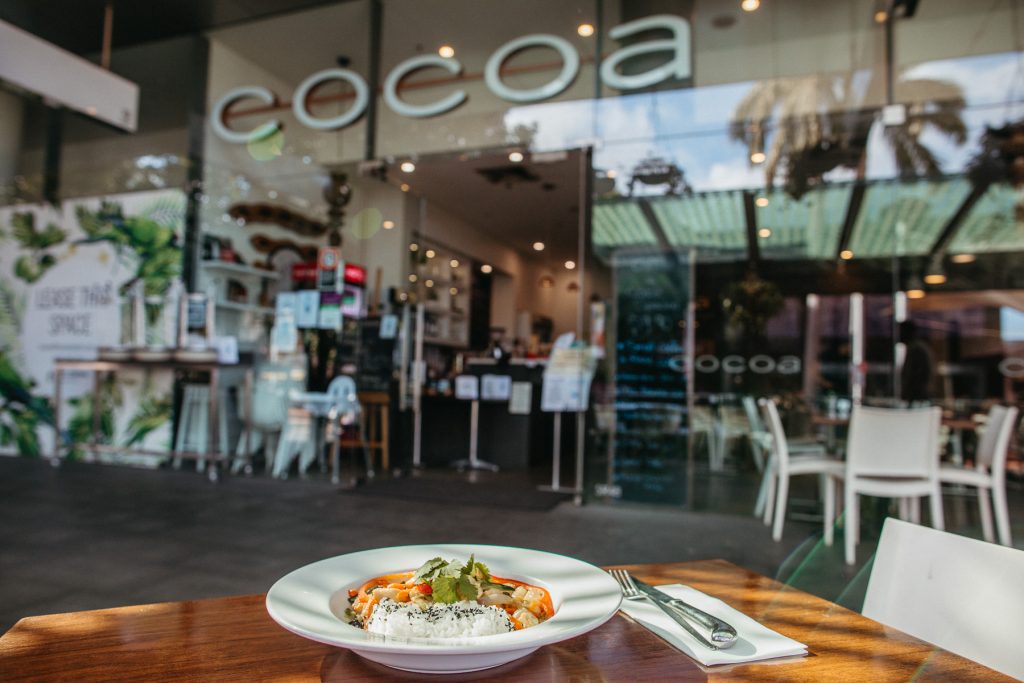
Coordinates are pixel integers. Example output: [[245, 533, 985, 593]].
[[410, 554, 510, 604]]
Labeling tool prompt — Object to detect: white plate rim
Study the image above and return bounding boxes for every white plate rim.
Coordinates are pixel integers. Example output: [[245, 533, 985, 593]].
[[265, 543, 622, 656]]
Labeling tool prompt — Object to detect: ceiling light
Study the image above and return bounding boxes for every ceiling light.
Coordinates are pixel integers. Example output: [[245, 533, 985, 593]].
[[533, 241, 545, 251], [408, 273, 417, 283], [409, 243, 419, 252], [758, 228, 772, 238], [907, 288, 926, 299], [449, 259, 459, 268], [424, 279, 434, 288], [508, 151, 524, 163], [425, 249, 436, 258], [874, 10, 888, 23], [750, 151, 766, 164], [606, 169, 617, 179], [565, 260, 576, 270], [755, 196, 769, 207], [951, 253, 976, 264], [400, 161, 416, 173], [923, 273, 946, 285], [400, 183, 410, 192], [398, 292, 408, 301], [840, 249, 854, 260], [741, 0, 760, 11], [577, 23, 595, 37], [382, 220, 395, 229], [449, 287, 458, 295], [481, 264, 493, 274], [438, 45, 455, 58]]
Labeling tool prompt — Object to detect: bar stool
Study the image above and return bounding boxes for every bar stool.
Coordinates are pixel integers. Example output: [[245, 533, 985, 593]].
[[173, 383, 228, 471]]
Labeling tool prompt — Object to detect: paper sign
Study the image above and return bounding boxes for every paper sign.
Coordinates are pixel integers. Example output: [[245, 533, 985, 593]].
[[276, 292, 298, 318], [214, 336, 239, 365], [380, 314, 398, 339], [296, 290, 320, 328], [509, 382, 532, 415], [481, 374, 512, 401], [541, 347, 597, 412], [318, 291, 343, 330], [454, 375, 479, 400]]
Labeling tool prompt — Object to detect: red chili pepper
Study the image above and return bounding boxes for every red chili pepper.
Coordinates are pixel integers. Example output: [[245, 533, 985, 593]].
[[415, 583, 432, 595]]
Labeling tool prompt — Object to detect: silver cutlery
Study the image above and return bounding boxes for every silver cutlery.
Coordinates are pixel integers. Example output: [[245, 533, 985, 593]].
[[609, 569, 738, 650]]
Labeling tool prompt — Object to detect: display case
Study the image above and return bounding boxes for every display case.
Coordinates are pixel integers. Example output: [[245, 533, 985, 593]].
[[409, 242, 471, 347]]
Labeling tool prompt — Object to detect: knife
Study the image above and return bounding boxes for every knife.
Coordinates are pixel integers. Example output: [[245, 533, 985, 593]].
[[632, 578, 738, 649]]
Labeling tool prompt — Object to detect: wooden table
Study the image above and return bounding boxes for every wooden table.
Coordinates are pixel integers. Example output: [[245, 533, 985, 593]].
[[0, 560, 1006, 681]]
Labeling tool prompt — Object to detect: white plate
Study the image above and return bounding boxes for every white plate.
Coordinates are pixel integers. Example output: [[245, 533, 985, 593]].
[[265, 544, 622, 674]]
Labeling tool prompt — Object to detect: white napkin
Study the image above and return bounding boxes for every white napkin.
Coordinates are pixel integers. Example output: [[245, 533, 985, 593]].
[[619, 584, 807, 666]]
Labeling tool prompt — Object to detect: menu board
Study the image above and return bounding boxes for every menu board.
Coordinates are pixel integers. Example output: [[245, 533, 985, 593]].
[[612, 252, 690, 505], [336, 316, 396, 393]]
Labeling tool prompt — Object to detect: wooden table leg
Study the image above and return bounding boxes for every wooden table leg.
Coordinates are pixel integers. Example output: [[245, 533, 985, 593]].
[[51, 366, 63, 467], [207, 368, 219, 483]]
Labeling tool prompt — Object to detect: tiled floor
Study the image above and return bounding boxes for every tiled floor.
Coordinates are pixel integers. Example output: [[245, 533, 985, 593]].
[[1, 455, 1020, 634]]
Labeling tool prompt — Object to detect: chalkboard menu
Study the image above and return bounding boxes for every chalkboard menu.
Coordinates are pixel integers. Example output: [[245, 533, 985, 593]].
[[337, 316, 396, 393], [613, 252, 690, 505]]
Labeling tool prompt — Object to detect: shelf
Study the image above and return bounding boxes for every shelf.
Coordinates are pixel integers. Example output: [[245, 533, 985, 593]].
[[201, 261, 279, 281], [215, 300, 275, 316]]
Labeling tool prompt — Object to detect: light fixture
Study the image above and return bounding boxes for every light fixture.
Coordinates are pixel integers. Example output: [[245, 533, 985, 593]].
[[425, 249, 436, 258], [840, 249, 854, 260], [741, 0, 760, 12], [382, 220, 395, 230], [533, 241, 545, 251], [449, 287, 458, 295], [481, 264, 493, 274], [755, 196, 769, 207], [399, 292, 408, 301], [400, 183, 410, 192], [758, 227, 772, 238], [539, 275, 555, 289], [425, 279, 434, 288], [565, 260, 576, 270], [400, 161, 416, 173], [409, 243, 419, 252], [923, 273, 946, 285], [924, 258, 947, 285], [606, 169, 617, 179], [438, 45, 455, 58], [951, 253, 976, 264], [508, 151, 524, 163], [907, 288, 926, 299], [577, 23, 595, 37], [874, 10, 888, 23], [408, 273, 418, 283], [750, 151, 766, 164], [449, 258, 459, 268]]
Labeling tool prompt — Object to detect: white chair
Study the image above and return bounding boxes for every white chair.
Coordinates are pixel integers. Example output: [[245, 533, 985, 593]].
[[273, 375, 365, 480], [759, 398, 844, 545], [844, 405, 943, 565], [711, 404, 747, 471], [231, 378, 289, 475], [173, 383, 229, 472], [863, 517, 1024, 679], [940, 405, 1018, 546]]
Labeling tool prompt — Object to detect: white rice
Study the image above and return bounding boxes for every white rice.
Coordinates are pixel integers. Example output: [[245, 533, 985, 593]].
[[366, 598, 515, 638]]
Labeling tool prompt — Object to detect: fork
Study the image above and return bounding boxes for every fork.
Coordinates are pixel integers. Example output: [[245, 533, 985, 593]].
[[609, 569, 735, 650]]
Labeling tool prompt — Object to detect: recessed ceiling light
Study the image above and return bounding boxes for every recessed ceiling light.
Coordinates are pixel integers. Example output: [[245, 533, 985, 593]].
[[606, 169, 617, 179], [481, 264, 493, 274], [409, 243, 419, 252], [449, 259, 459, 268], [840, 249, 854, 260], [382, 220, 395, 229], [449, 287, 458, 295], [874, 10, 888, 23], [408, 273, 417, 283], [425, 249, 436, 258], [400, 183, 410, 192], [438, 45, 455, 58], [758, 228, 772, 238], [950, 253, 975, 264], [741, 0, 760, 11], [565, 260, 576, 270], [533, 241, 545, 251], [400, 161, 416, 173], [577, 23, 595, 37], [508, 151, 524, 163], [424, 279, 434, 288], [750, 151, 766, 164], [755, 196, 769, 207]]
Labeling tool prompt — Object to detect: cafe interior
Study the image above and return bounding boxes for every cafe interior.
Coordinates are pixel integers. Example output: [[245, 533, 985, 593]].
[[1, 0, 1024, 678]]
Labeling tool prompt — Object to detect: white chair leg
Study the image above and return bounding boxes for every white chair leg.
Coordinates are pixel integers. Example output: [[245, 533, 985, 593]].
[[753, 467, 770, 518], [823, 475, 835, 547], [992, 484, 1013, 547], [845, 488, 858, 565], [909, 497, 921, 525], [771, 473, 789, 542], [929, 484, 945, 531], [977, 485, 995, 543], [762, 468, 777, 526]]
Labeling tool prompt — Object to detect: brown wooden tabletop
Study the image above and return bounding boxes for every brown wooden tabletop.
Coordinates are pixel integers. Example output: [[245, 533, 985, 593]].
[[0, 559, 1007, 681]]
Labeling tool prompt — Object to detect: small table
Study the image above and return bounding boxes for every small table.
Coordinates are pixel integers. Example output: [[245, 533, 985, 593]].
[[0, 560, 1005, 680], [52, 357, 231, 482]]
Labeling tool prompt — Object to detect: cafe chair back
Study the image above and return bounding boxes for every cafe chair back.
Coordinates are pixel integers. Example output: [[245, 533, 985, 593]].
[[232, 367, 291, 475], [939, 404, 1018, 546], [843, 404, 943, 565], [759, 398, 844, 545], [863, 517, 1024, 680]]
